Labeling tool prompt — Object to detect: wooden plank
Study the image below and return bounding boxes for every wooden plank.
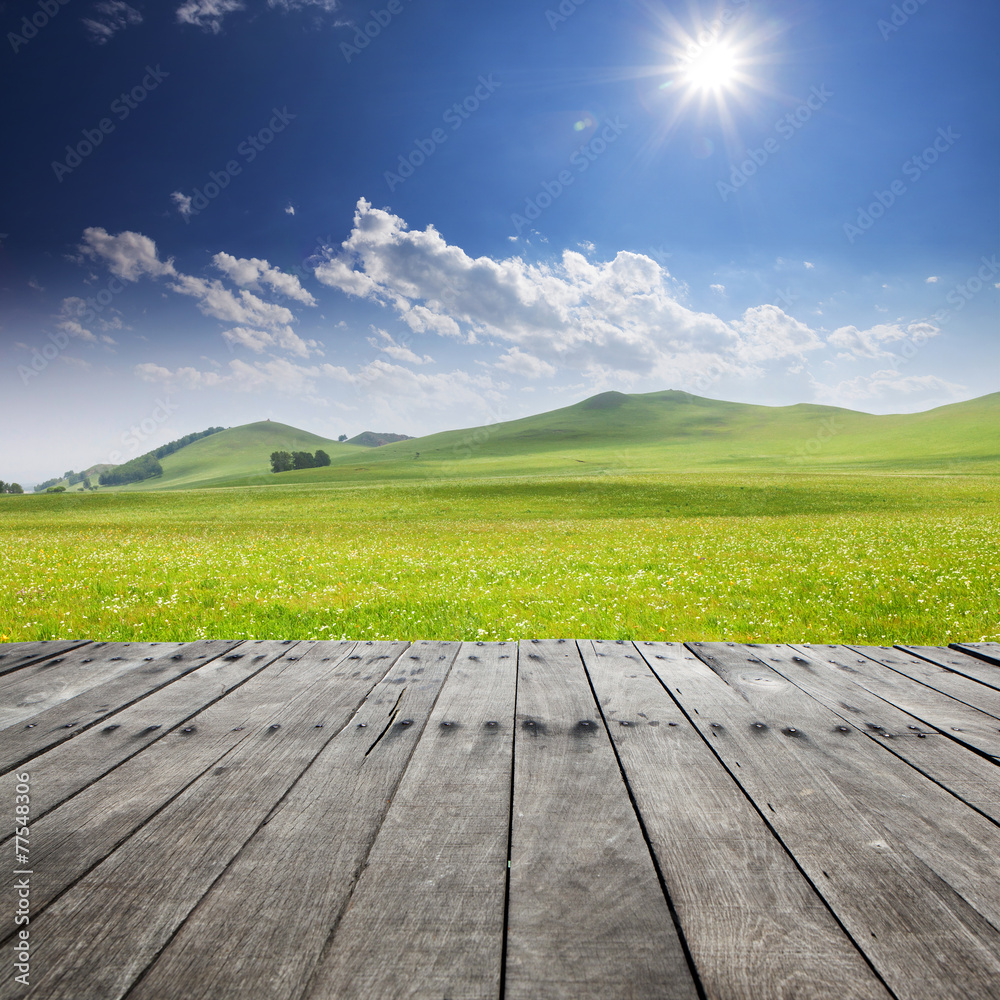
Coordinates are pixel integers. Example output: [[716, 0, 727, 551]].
[[694, 643, 1000, 936], [504, 639, 699, 1000], [0, 639, 297, 824], [0, 641, 91, 678], [0, 641, 187, 731], [579, 640, 892, 1000], [0, 639, 243, 772], [109, 641, 457, 1000], [794, 644, 1000, 759], [299, 641, 516, 1000], [0, 639, 376, 945], [899, 645, 1000, 690], [143, 641, 508, 1000], [754, 644, 1000, 826], [850, 645, 1000, 721], [640, 642, 1000, 1000], [952, 642, 1000, 667]]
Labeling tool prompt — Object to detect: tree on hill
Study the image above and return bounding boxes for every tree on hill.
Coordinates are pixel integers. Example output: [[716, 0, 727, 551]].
[[270, 449, 331, 473], [337, 434, 347, 442], [152, 426, 226, 460], [98, 455, 163, 487]]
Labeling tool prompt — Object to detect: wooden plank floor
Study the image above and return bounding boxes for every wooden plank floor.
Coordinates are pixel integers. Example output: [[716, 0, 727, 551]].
[[2, 640, 999, 1000]]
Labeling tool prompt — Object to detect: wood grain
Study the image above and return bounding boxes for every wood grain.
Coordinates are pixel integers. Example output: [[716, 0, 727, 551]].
[[951, 642, 1000, 667], [0, 639, 242, 772], [0, 640, 91, 678], [580, 639, 891, 1000], [899, 645, 1000, 690], [504, 639, 699, 1000], [124, 641, 457, 1000], [0, 639, 296, 824], [0, 640, 361, 945], [793, 643, 1000, 759], [7, 640, 405, 1000], [850, 645, 1000, 721], [301, 640, 516, 1000], [758, 644, 1000, 824], [0, 641, 186, 730], [641, 642, 1000, 1000], [698, 643, 1000, 934]]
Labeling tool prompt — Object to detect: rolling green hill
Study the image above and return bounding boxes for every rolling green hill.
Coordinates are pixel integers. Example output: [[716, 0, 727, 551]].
[[110, 421, 366, 491], [77, 390, 999, 493], [209, 389, 999, 489]]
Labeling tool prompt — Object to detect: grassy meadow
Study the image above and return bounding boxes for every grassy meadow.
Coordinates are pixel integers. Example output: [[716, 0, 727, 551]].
[[1, 472, 997, 644]]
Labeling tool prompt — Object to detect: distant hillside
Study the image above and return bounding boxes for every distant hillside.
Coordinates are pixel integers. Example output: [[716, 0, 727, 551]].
[[111, 421, 365, 491], [347, 431, 413, 447], [206, 389, 1000, 488], [35, 463, 116, 493], [56, 391, 999, 493]]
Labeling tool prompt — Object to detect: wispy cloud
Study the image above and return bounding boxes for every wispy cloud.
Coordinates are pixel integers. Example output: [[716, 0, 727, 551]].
[[82, 1, 142, 44], [175, 0, 245, 32]]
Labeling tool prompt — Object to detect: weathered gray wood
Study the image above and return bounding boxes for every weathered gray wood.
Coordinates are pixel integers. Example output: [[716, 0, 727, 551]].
[[0, 639, 242, 772], [850, 645, 1000, 721], [6, 640, 405, 1000], [899, 645, 1000, 690], [291, 641, 516, 1000], [0, 641, 186, 730], [0, 640, 371, 945], [641, 642, 1000, 999], [125, 641, 458, 1000], [504, 639, 699, 1000], [0, 640, 296, 824], [794, 644, 1000, 759], [696, 643, 1000, 935], [755, 644, 1000, 825], [580, 640, 892, 1000], [0, 640, 91, 678], [952, 642, 1000, 667]]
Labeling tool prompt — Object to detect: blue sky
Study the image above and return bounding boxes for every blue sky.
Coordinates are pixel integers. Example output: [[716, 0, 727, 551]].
[[2, 0, 997, 484]]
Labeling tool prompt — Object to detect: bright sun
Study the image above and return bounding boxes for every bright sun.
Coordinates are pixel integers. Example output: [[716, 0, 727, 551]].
[[682, 41, 739, 92]]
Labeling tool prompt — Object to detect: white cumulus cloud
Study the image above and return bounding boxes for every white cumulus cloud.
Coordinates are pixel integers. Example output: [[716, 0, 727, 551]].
[[827, 321, 939, 359], [212, 252, 316, 305], [79, 228, 177, 281], [314, 198, 822, 384]]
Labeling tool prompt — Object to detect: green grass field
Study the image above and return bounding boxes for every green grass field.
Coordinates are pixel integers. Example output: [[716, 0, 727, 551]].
[[2, 472, 997, 644]]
